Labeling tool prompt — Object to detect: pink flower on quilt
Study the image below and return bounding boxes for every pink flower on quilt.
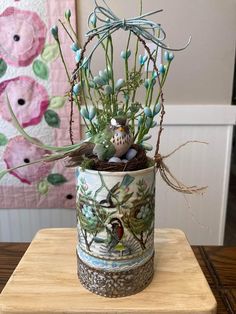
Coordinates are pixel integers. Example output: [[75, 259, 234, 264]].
[[3, 136, 54, 185], [0, 76, 49, 127], [0, 7, 46, 67]]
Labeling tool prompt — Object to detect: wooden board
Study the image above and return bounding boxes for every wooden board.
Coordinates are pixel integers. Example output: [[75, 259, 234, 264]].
[[0, 228, 216, 314]]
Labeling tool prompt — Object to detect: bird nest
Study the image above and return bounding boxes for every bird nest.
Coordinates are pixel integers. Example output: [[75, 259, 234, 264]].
[[66, 144, 150, 172]]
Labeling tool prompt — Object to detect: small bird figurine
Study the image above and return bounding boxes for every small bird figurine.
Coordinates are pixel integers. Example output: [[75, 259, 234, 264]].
[[109, 117, 133, 158], [106, 218, 124, 252], [66, 117, 133, 164]]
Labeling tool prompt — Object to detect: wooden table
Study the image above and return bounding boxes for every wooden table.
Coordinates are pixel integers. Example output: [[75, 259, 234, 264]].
[[0, 229, 235, 313], [192, 246, 236, 314]]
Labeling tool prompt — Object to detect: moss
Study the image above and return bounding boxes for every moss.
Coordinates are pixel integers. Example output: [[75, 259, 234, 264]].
[[80, 157, 95, 171]]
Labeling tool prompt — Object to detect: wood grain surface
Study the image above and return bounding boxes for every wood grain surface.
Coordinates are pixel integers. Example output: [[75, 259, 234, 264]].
[[192, 247, 236, 314], [0, 243, 29, 293], [1, 239, 235, 313], [0, 228, 216, 314]]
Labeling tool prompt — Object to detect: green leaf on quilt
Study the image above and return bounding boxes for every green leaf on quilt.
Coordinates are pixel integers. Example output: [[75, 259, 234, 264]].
[[0, 133, 8, 146], [33, 60, 49, 80], [49, 96, 66, 109], [41, 43, 59, 63], [0, 59, 7, 78], [47, 173, 67, 186], [44, 109, 60, 128], [37, 180, 49, 195]]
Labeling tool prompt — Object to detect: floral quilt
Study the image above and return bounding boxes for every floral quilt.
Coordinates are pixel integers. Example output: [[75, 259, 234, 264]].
[[0, 0, 80, 208]]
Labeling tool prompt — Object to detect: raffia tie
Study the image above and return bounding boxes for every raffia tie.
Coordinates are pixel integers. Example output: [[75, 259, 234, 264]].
[[154, 141, 208, 194]]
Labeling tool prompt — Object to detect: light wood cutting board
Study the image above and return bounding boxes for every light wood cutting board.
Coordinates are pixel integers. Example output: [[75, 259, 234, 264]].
[[0, 228, 216, 313]]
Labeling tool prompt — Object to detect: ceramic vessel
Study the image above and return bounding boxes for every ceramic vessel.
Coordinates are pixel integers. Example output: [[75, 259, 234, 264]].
[[76, 165, 156, 297]]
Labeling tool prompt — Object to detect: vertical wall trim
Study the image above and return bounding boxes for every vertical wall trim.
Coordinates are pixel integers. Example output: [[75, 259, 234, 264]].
[[218, 125, 234, 244]]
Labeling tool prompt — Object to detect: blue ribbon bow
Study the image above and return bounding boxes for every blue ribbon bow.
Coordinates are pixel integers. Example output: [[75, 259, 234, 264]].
[[79, 0, 191, 70]]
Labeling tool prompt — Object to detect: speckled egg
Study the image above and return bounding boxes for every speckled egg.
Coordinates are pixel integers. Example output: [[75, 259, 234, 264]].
[[125, 148, 137, 161], [108, 157, 122, 163]]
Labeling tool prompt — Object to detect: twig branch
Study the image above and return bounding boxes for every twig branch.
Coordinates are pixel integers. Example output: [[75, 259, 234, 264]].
[[134, 33, 165, 156]]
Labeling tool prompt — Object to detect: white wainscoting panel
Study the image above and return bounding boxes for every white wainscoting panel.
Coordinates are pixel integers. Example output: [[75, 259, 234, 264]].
[[0, 209, 76, 242], [151, 124, 233, 245], [150, 105, 236, 245], [0, 105, 235, 244]]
